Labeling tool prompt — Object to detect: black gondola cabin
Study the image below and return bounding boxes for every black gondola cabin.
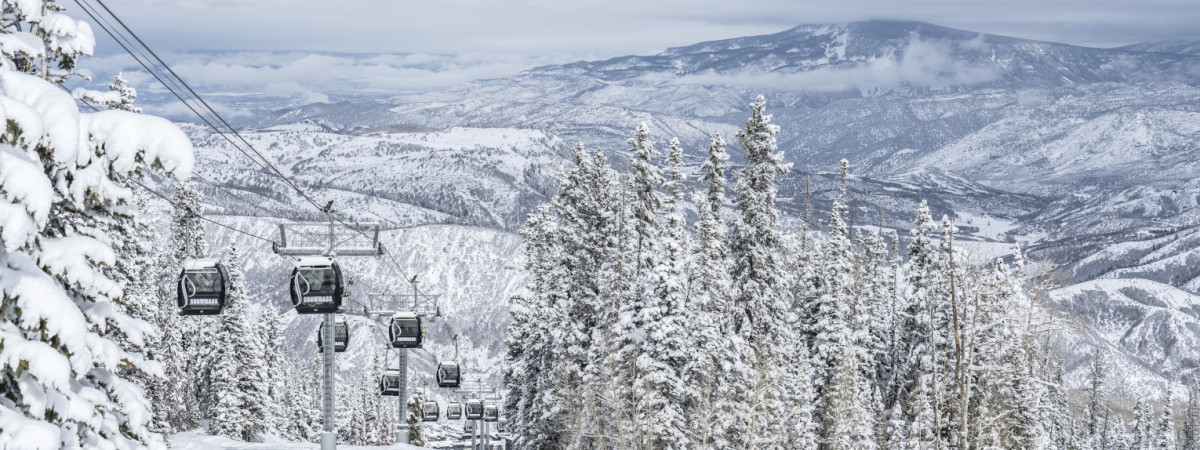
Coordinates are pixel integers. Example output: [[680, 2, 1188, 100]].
[[379, 370, 401, 396], [437, 361, 461, 388], [177, 258, 228, 315], [447, 402, 462, 420], [483, 404, 499, 422], [290, 257, 344, 314], [317, 317, 349, 353], [421, 401, 439, 422], [389, 312, 424, 348], [465, 399, 484, 420]]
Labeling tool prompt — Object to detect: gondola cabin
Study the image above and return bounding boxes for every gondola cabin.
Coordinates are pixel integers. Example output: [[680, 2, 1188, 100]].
[[379, 370, 401, 396], [483, 404, 499, 422], [465, 399, 484, 420], [389, 312, 424, 348], [447, 402, 463, 420], [177, 259, 228, 315], [497, 418, 508, 433], [437, 361, 461, 388], [464, 420, 475, 434], [290, 257, 344, 314], [316, 317, 349, 353], [421, 401, 439, 422]]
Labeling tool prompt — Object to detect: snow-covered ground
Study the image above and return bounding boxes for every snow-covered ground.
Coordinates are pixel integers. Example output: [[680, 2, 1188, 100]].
[[169, 432, 424, 450]]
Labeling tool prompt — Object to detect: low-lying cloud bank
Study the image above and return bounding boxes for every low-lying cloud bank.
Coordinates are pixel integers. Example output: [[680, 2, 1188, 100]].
[[71, 50, 561, 120], [673, 37, 1003, 93]]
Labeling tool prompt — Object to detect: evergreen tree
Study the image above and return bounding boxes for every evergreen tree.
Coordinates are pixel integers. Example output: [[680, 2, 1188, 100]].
[[898, 200, 941, 449], [208, 244, 264, 441], [613, 123, 665, 446], [108, 72, 140, 112], [0, 65, 192, 448], [687, 133, 750, 448], [155, 179, 211, 431], [407, 392, 425, 446], [823, 345, 879, 449], [1184, 379, 1200, 450], [1160, 381, 1177, 450], [256, 304, 286, 433], [108, 190, 168, 433], [74, 71, 142, 112], [281, 353, 318, 442], [728, 95, 813, 447], [1134, 400, 1152, 450], [1089, 349, 1109, 441], [635, 137, 691, 449], [0, 0, 94, 83]]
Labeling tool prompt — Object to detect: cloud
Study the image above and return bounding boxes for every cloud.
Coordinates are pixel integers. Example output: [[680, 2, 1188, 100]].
[[70, 50, 568, 107], [673, 37, 1003, 93], [149, 98, 253, 120]]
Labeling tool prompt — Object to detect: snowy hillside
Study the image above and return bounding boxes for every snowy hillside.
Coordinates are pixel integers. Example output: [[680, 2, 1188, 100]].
[[1050, 279, 1200, 401], [1117, 40, 1200, 56], [159, 18, 1200, 422], [184, 124, 569, 230], [241, 21, 1200, 201]]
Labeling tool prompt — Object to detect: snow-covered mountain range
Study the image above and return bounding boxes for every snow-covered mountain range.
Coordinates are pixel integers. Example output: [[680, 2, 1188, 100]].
[[165, 21, 1200, 404]]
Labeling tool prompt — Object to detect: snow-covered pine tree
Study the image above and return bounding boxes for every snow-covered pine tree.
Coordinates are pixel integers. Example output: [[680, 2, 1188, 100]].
[[686, 133, 751, 448], [280, 352, 317, 442], [108, 72, 140, 112], [578, 146, 627, 447], [813, 163, 862, 378], [542, 144, 602, 447], [336, 368, 359, 444], [636, 138, 692, 449], [936, 215, 967, 446], [1134, 400, 1152, 450], [812, 160, 878, 447], [1159, 380, 1177, 449], [902, 202, 945, 448], [612, 123, 664, 444], [1088, 349, 1108, 442], [407, 392, 425, 446], [154, 179, 211, 431], [74, 71, 142, 113], [858, 226, 897, 446], [254, 304, 286, 433], [361, 347, 391, 445], [1045, 356, 1073, 449], [728, 95, 813, 447], [1109, 410, 1133, 450], [208, 244, 265, 441], [0, 66, 193, 447], [898, 200, 941, 448], [1185, 379, 1200, 450], [626, 122, 662, 274], [505, 142, 621, 449], [107, 190, 167, 427], [0, 0, 94, 83]]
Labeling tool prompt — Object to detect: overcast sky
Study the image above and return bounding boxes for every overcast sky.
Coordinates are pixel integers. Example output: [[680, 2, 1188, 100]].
[[88, 0, 1200, 58]]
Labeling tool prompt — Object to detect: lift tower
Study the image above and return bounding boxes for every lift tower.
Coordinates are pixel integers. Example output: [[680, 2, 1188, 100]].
[[367, 280, 440, 444], [275, 219, 384, 450]]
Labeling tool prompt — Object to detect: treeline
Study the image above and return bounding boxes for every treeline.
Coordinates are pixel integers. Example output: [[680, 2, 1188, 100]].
[[501, 96, 1162, 449]]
